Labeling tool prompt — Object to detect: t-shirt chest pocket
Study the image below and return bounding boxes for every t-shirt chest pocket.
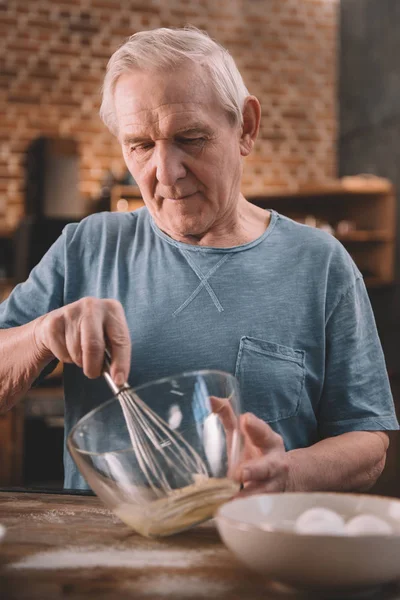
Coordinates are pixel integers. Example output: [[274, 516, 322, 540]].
[[234, 336, 306, 423]]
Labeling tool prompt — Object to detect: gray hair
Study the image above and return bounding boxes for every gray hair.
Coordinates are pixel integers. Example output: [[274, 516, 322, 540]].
[[100, 26, 250, 136]]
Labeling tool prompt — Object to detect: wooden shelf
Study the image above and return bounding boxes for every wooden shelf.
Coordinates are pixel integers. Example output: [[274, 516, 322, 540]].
[[248, 178, 394, 199], [0, 278, 13, 287], [335, 231, 394, 242], [365, 276, 394, 288]]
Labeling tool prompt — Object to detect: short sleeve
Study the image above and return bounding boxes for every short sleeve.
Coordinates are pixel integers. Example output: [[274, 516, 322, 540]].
[[0, 228, 70, 381], [318, 276, 399, 437], [0, 229, 68, 329]]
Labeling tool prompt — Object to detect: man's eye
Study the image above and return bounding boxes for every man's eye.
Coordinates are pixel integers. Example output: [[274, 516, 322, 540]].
[[180, 137, 205, 144], [130, 144, 153, 154]]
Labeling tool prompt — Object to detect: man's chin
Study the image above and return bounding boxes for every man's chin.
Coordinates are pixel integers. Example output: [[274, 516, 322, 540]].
[[159, 217, 210, 243]]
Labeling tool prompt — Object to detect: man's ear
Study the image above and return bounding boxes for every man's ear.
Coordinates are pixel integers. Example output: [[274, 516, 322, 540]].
[[239, 96, 261, 157]]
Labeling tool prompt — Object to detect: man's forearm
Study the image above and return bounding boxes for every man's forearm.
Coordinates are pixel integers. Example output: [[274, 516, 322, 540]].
[[286, 431, 389, 493], [0, 318, 53, 413]]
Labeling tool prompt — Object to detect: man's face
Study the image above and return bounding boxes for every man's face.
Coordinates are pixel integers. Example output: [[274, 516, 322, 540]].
[[114, 63, 245, 243]]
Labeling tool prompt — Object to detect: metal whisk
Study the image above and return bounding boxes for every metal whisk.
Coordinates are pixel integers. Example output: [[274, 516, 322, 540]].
[[103, 350, 209, 497]]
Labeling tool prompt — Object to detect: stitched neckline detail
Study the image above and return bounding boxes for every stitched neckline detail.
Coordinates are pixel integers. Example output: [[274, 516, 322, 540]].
[[149, 209, 279, 253]]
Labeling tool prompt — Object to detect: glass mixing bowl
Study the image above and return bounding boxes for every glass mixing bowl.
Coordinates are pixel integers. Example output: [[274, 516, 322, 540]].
[[67, 370, 242, 537]]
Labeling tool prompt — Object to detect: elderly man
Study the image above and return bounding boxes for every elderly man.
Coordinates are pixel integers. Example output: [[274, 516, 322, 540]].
[[0, 27, 397, 492]]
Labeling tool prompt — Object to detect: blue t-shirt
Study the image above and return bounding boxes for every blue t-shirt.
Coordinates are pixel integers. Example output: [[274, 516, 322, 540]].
[[0, 208, 397, 489]]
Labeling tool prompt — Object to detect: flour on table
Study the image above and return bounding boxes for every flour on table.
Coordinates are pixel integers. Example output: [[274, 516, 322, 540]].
[[25, 509, 77, 523], [131, 574, 232, 597], [9, 545, 222, 570], [15, 507, 119, 524], [76, 507, 116, 516], [4, 500, 41, 508]]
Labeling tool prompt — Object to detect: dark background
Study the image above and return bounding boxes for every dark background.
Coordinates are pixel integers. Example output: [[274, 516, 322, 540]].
[[340, 0, 400, 375]]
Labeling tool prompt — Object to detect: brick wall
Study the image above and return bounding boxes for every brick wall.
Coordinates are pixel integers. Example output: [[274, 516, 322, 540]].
[[0, 0, 339, 231]]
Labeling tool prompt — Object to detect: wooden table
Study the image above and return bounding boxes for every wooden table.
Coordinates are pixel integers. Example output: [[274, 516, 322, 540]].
[[0, 492, 400, 600]]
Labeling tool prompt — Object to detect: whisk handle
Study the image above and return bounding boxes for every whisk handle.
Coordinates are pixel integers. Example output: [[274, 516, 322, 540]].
[[104, 348, 113, 370], [103, 348, 129, 396]]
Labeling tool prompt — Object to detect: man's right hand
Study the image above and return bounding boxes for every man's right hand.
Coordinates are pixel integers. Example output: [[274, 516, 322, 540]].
[[33, 297, 131, 385]]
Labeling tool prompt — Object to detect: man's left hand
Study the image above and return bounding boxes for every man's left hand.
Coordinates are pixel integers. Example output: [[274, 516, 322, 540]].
[[209, 397, 290, 495], [234, 413, 290, 495]]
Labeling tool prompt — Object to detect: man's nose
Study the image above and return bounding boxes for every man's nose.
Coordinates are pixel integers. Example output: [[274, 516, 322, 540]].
[[154, 144, 186, 186]]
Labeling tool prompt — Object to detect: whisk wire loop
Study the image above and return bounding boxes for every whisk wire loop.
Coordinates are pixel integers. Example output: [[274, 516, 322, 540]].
[[103, 353, 209, 498]]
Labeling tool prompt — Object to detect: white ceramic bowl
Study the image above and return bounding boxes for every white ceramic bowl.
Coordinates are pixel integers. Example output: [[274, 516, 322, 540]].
[[216, 492, 400, 591]]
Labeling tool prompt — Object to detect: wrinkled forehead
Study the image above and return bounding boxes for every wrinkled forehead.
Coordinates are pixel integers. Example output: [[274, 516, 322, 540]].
[[113, 63, 228, 135]]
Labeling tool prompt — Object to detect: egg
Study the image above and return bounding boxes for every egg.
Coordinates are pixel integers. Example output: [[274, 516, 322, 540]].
[[345, 514, 393, 536], [294, 507, 346, 535]]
